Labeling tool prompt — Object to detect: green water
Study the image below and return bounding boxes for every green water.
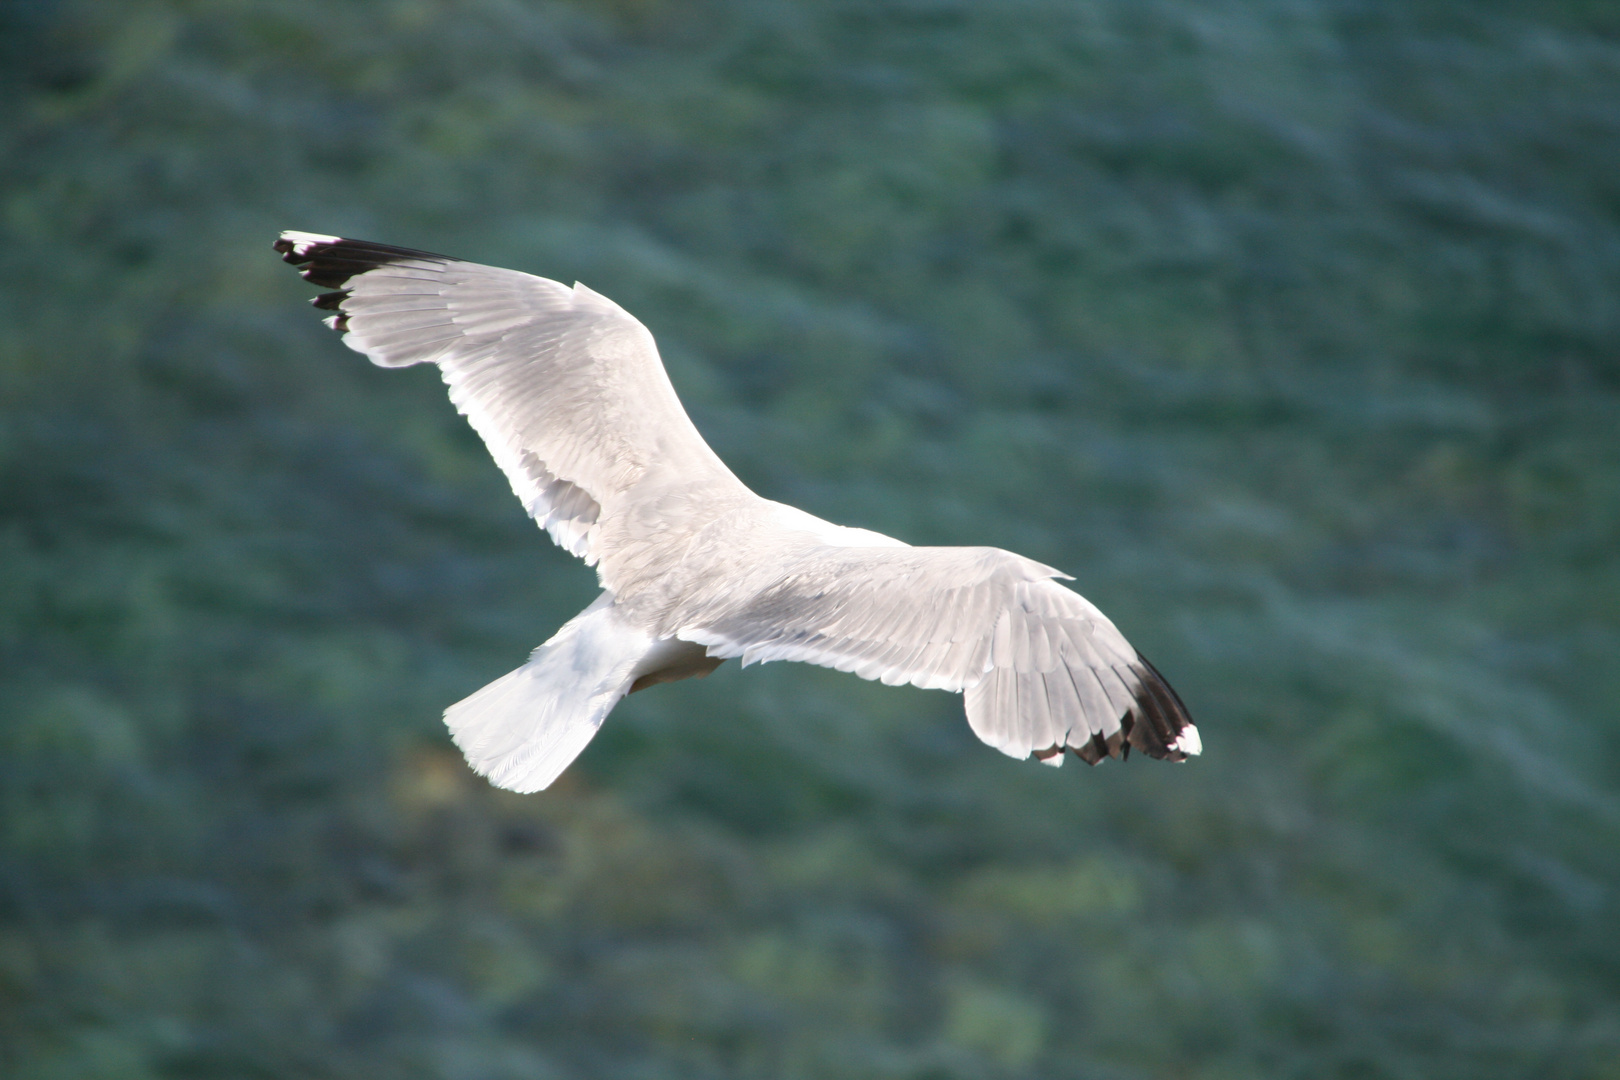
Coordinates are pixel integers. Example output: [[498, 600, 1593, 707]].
[[2, 1, 1617, 1077]]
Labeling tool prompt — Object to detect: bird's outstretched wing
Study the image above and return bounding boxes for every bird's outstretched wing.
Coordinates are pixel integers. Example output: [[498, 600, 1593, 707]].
[[674, 545, 1199, 764], [275, 231, 744, 565]]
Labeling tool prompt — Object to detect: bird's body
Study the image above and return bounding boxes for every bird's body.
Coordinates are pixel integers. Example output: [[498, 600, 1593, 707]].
[[276, 231, 1199, 792]]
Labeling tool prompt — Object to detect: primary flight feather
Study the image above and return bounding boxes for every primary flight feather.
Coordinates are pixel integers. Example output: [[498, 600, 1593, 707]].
[[275, 231, 1200, 792]]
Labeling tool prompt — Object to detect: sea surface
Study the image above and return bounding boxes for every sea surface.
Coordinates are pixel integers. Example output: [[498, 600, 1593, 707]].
[[2, 2, 1617, 1077]]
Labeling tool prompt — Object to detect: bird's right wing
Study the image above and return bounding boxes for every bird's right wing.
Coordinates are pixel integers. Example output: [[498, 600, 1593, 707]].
[[674, 545, 1198, 764], [275, 232, 744, 566]]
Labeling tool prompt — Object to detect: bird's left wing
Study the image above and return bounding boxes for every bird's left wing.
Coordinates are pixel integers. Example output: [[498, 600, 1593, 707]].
[[672, 545, 1198, 765]]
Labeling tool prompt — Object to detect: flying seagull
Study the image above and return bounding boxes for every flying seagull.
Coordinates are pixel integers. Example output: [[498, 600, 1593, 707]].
[[275, 231, 1200, 793]]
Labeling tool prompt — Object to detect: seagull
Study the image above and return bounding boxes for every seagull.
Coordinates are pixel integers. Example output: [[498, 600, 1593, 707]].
[[275, 231, 1200, 793]]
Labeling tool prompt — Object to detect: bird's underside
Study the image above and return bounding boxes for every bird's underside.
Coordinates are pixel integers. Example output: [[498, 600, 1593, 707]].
[[276, 230, 1200, 793]]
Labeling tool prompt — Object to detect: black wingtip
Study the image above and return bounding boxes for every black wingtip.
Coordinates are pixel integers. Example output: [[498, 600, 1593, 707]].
[[1121, 653, 1199, 762], [274, 231, 453, 289]]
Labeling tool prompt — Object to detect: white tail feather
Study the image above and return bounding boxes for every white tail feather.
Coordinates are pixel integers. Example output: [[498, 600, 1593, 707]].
[[444, 593, 657, 793]]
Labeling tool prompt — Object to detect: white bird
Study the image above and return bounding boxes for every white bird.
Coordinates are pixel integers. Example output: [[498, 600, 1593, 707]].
[[276, 231, 1200, 793]]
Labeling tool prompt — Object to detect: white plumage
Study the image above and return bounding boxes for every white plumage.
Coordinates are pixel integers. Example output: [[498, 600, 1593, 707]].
[[277, 231, 1199, 792]]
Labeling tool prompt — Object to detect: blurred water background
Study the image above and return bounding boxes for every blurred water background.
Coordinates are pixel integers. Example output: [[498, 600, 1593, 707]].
[[3, 1, 1619, 1077]]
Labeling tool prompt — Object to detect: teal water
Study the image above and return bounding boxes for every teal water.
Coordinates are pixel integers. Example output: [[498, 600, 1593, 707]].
[[2, 2, 1618, 1077]]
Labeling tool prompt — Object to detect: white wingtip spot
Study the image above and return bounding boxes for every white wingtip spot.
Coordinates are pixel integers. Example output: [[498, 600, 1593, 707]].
[[1170, 724, 1202, 757], [279, 229, 343, 255]]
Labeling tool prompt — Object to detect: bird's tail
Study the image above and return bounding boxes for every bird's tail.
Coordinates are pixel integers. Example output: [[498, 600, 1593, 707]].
[[444, 592, 655, 793]]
